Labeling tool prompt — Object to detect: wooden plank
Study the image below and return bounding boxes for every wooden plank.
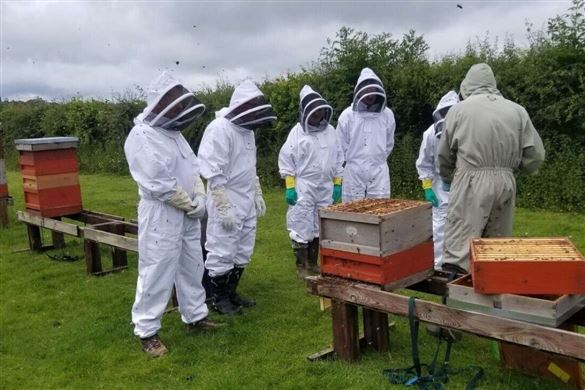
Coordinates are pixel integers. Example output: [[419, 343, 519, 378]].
[[80, 227, 138, 252], [306, 276, 585, 361], [92, 265, 128, 276], [331, 300, 360, 361], [78, 210, 125, 225], [84, 240, 102, 274], [17, 210, 79, 236]]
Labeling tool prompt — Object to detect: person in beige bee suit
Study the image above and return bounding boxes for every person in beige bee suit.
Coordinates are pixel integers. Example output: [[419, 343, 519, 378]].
[[438, 63, 545, 274]]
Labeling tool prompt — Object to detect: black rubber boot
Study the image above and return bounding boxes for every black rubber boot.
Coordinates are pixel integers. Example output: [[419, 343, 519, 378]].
[[209, 273, 241, 315], [441, 262, 468, 276], [229, 267, 256, 307], [202, 269, 212, 304], [292, 240, 309, 279], [307, 238, 320, 275]]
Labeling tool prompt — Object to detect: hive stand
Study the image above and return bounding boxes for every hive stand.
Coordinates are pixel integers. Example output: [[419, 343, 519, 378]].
[[306, 273, 585, 388], [17, 209, 135, 275]]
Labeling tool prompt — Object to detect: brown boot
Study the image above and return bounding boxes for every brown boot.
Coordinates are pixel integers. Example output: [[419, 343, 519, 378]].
[[140, 334, 168, 358], [188, 317, 225, 331]]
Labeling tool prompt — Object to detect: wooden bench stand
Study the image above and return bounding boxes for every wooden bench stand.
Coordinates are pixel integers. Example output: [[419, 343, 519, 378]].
[[306, 274, 585, 386], [17, 209, 137, 275]]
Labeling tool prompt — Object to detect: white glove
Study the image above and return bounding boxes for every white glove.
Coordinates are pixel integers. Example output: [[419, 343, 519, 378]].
[[167, 186, 195, 212], [210, 186, 238, 231], [187, 176, 206, 219], [255, 176, 266, 217]]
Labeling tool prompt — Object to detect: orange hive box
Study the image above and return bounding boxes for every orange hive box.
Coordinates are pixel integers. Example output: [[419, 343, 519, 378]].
[[319, 199, 434, 289], [471, 238, 585, 295], [15, 137, 82, 218]]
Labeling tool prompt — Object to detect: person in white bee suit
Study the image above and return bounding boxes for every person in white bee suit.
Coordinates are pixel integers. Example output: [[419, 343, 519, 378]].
[[415, 91, 459, 270], [198, 80, 275, 315], [278, 85, 344, 278], [438, 63, 545, 274], [124, 71, 222, 358], [337, 68, 396, 201]]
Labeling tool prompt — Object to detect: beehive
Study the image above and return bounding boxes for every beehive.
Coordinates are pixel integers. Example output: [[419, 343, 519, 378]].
[[319, 199, 434, 288], [471, 238, 585, 295], [15, 137, 82, 218]]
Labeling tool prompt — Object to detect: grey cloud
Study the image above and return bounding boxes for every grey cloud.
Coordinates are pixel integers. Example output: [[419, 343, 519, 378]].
[[1, 1, 570, 101]]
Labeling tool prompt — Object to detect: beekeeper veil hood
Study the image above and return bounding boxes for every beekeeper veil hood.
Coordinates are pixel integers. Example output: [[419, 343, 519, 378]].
[[222, 80, 277, 130], [353, 68, 386, 113], [140, 71, 205, 131], [432, 91, 459, 137], [299, 85, 333, 133], [459, 63, 501, 100]]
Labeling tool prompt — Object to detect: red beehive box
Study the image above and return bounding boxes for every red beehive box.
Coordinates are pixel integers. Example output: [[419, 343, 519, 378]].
[[471, 238, 585, 295], [15, 137, 82, 218], [319, 199, 434, 288]]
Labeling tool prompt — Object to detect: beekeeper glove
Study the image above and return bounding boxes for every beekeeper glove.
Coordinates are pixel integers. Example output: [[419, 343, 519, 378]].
[[255, 176, 266, 217], [210, 186, 238, 231], [284, 176, 297, 206], [167, 186, 195, 212], [421, 178, 439, 207], [332, 177, 342, 204], [187, 176, 206, 219]]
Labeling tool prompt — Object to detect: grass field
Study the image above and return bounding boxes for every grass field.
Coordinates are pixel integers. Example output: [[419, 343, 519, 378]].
[[1, 171, 584, 389]]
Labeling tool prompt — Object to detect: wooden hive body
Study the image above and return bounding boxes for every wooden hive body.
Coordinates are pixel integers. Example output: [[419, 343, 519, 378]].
[[471, 238, 585, 295], [319, 199, 434, 288], [15, 137, 82, 218]]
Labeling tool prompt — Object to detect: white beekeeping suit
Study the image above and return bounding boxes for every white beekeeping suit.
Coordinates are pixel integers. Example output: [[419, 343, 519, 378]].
[[278, 85, 344, 277], [337, 67, 396, 201], [125, 71, 219, 358], [198, 80, 275, 315], [415, 91, 459, 270]]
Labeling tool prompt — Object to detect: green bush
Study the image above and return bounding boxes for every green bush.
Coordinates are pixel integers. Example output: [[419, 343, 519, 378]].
[[1, 1, 583, 212]]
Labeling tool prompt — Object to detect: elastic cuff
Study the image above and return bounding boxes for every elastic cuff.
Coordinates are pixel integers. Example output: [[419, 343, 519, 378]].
[[285, 176, 295, 189], [421, 178, 433, 190]]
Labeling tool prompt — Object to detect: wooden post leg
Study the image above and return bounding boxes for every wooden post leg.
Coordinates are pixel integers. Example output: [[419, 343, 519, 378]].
[[331, 300, 360, 361], [26, 223, 43, 251], [111, 224, 128, 269], [51, 217, 65, 249], [84, 240, 102, 274], [363, 308, 390, 352], [0, 198, 9, 228]]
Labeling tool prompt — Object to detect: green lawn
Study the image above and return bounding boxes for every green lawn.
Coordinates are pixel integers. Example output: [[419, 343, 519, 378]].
[[1, 171, 583, 389]]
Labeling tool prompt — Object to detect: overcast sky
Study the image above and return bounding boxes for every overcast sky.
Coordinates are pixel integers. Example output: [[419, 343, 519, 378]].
[[0, 0, 570, 101]]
